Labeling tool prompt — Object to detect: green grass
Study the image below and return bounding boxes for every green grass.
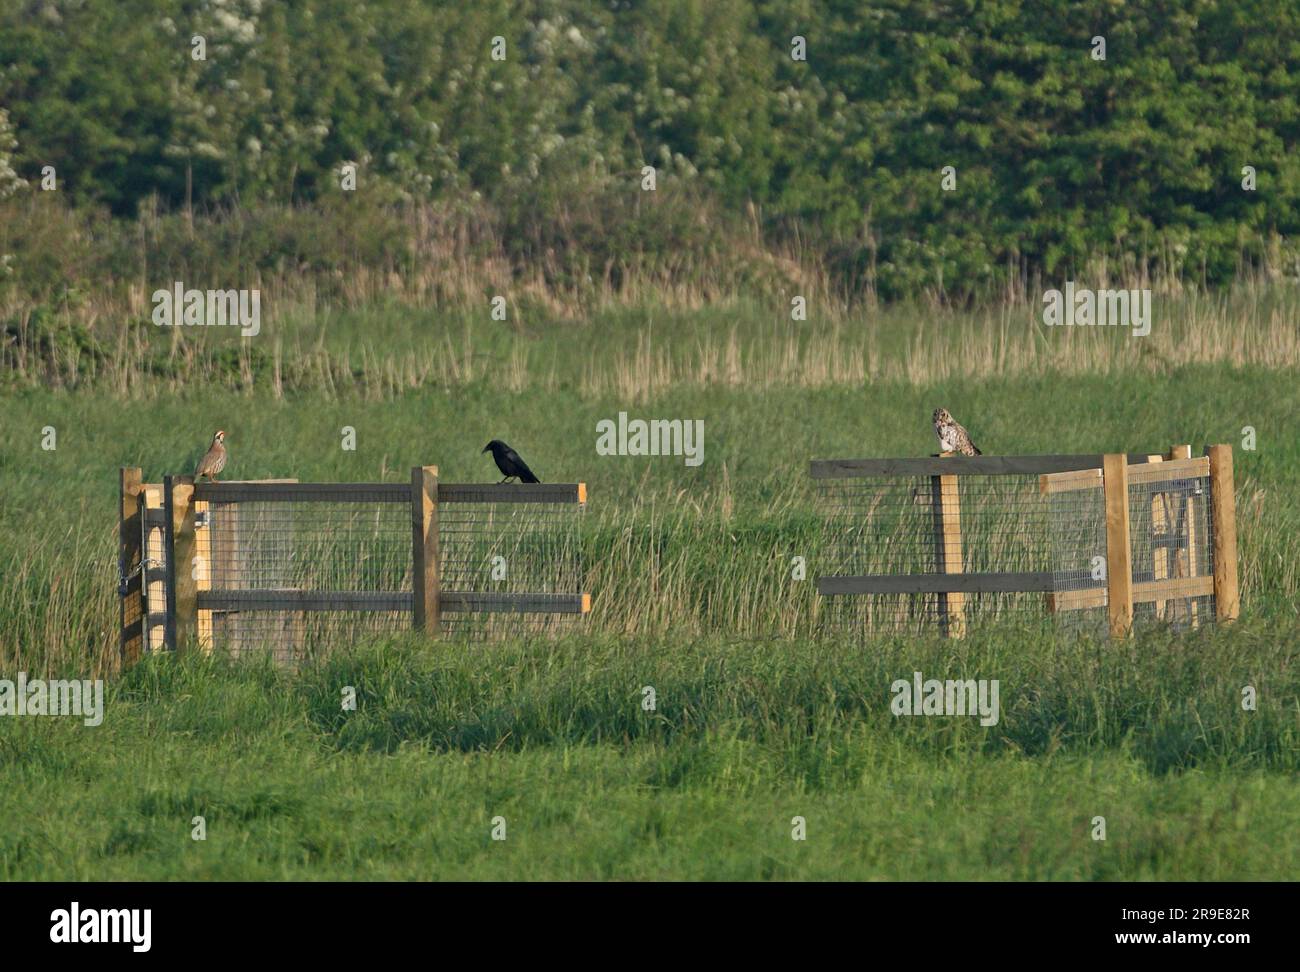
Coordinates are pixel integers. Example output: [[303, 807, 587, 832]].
[[2, 631, 1297, 880], [1, 301, 1298, 879], [3, 355, 1297, 669]]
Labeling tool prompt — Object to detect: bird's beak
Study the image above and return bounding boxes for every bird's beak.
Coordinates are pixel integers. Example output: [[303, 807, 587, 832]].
[[481, 445, 489, 454]]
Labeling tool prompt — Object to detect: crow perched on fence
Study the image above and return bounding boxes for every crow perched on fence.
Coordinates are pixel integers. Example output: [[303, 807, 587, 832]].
[[482, 440, 541, 483]]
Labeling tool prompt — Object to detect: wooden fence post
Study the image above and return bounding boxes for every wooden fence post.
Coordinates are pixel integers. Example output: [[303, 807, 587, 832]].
[[168, 476, 197, 650], [119, 467, 144, 667], [162, 477, 179, 651], [142, 485, 168, 652], [1207, 444, 1240, 622], [195, 494, 212, 652], [1154, 447, 1190, 623], [930, 467, 965, 638], [1102, 453, 1133, 637], [411, 465, 440, 634], [1150, 445, 1190, 620]]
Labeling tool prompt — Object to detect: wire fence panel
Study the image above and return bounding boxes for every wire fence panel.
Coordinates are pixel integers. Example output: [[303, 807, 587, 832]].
[[187, 480, 587, 658], [439, 497, 585, 638], [205, 499, 412, 660], [1045, 470, 1109, 637], [1126, 463, 1216, 630], [814, 454, 1225, 638], [816, 475, 940, 633], [208, 501, 412, 591], [815, 473, 1058, 634]]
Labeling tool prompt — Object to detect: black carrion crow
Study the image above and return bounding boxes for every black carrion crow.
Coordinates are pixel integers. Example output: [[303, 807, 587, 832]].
[[482, 440, 541, 483]]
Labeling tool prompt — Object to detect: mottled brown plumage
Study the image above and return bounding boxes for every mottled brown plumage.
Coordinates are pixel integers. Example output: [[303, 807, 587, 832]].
[[195, 430, 227, 481], [933, 408, 981, 456]]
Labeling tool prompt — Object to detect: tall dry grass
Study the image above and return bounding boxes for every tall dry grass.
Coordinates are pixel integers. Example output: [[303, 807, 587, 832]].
[[4, 287, 1299, 402], [6, 192, 1300, 401]]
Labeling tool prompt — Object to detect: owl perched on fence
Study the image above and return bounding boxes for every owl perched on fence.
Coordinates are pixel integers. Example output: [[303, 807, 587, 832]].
[[932, 408, 981, 456]]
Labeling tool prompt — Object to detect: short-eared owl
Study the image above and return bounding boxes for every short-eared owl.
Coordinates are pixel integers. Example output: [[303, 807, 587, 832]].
[[932, 408, 981, 456]]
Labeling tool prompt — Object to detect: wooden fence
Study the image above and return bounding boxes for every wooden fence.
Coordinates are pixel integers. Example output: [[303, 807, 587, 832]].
[[119, 466, 589, 662], [811, 445, 1239, 637]]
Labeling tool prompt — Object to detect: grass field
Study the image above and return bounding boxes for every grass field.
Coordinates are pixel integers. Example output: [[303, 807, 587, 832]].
[[1, 297, 1298, 880], [2, 631, 1298, 880]]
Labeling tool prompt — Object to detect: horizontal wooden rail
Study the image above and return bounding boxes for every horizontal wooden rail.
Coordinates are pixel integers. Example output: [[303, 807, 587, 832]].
[[194, 481, 586, 505], [810, 454, 1158, 479], [1049, 575, 1214, 612], [1126, 456, 1210, 483], [194, 482, 408, 503], [1040, 467, 1102, 494], [439, 483, 586, 505], [197, 589, 590, 614], [1043, 456, 1210, 494], [817, 571, 1055, 596], [820, 573, 1213, 606], [440, 592, 591, 614], [199, 590, 410, 612]]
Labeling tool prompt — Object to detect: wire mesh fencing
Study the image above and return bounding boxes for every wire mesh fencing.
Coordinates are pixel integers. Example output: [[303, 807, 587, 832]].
[[811, 449, 1236, 639], [120, 472, 589, 663], [1044, 468, 1109, 637], [118, 448, 1236, 664], [203, 497, 412, 662], [815, 472, 1058, 635], [438, 487, 586, 640], [1126, 461, 1216, 630]]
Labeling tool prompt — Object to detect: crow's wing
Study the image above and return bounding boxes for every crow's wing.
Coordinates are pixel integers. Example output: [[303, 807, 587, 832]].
[[506, 447, 540, 483]]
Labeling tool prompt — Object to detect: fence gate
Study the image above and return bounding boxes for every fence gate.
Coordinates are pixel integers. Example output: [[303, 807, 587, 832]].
[[1042, 450, 1224, 634], [119, 467, 589, 663], [811, 445, 1238, 638]]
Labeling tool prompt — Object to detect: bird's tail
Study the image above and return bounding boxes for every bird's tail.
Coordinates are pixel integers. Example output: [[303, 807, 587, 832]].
[[973, 446, 983, 456], [522, 471, 541, 484]]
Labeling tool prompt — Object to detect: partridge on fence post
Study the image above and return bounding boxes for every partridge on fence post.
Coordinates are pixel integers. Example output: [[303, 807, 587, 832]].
[[195, 431, 227, 481]]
